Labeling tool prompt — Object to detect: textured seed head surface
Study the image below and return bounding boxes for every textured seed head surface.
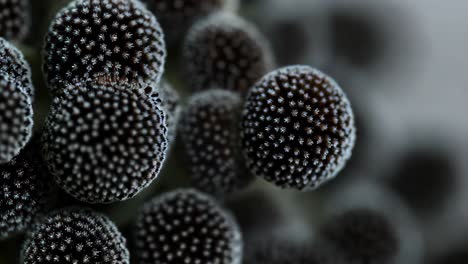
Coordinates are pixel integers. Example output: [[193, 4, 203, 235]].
[[244, 241, 321, 264], [184, 12, 274, 95], [0, 137, 52, 239], [22, 207, 130, 264], [180, 89, 253, 196], [321, 208, 399, 264], [42, 82, 168, 204], [0, 0, 30, 40], [241, 65, 355, 190], [43, 0, 166, 94], [0, 74, 33, 164], [134, 189, 242, 264], [0, 37, 34, 96]]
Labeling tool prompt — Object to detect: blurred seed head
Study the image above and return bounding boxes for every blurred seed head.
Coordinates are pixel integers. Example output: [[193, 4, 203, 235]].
[[43, 0, 166, 94], [22, 207, 129, 264], [0, 0, 30, 41], [244, 239, 322, 264], [42, 82, 168, 204], [0, 37, 34, 96], [0, 74, 33, 164], [134, 189, 242, 264], [184, 12, 274, 95], [241, 65, 356, 190], [180, 89, 253, 196]]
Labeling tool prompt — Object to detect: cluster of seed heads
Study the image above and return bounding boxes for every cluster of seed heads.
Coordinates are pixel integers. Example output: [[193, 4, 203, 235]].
[[241, 65, 356, 190], [180, 89, 253, 196], [42, 82, 168, 204], [22, 207, 130, 264], [43, 0, 166, 93], [134, 189, 242, 264], [184, 12, 274, 95], [0, 0, 30, 40]]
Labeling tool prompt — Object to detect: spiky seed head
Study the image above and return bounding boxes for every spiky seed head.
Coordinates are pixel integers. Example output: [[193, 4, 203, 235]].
[[184, 12, 274, 95], [180, 89, 253, 196], [42, 82, 168, 204], [241, 65, 356, 190], [0, 0, 30, 41], [0, 74, 33, 164], [22, 207, 130, 264], [0, 137, 52, 239], [134, 189, 242, 264], [43, 0, 166, 94], [0, 37, 34, 96], [320, 208, 399, 264]]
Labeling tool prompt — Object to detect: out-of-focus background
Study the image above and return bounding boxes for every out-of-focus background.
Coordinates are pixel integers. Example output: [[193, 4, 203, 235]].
[[1, 0, 468, 263]]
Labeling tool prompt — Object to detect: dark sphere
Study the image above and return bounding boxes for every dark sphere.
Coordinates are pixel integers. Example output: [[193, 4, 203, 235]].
[[0, 74, 33, 164], [0, 0, 30, 40], [320, 208, 399, 264], [134, 189, 242, 264], [0, 37, 33, 96], [184, 13, 274, 95], [42, 82, 167, 203], [43, 0, 166, 94], [22, 207, 130, 264], [0, 137, 52, 239], [241, 65, 355, 190]]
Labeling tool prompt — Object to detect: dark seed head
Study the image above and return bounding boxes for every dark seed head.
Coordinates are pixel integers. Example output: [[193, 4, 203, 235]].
[[184, 12, 274, 95], [42, 82, 168, 204], [244, 240, 322, 264], [0, 0, 30, 41], [0, 137, 52, 239], [43, 0, 166, 94], [320, 208, 399, 264], [0, 37, 33, 97], [22, 207, 130, 264], [241, 65, 356, 190], [134, 189, 242, 264], [180, 89, 253, 196], [0, 74, 33, 164]]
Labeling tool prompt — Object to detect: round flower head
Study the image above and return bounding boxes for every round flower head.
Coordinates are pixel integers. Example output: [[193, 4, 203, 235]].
[[43, 0, 166, 94], [0, 0, 30, 40], [134, 189, 242, 264], [184, 12, 274, 95], [241, 65, 356, 190], [0, 37, 33, 96], [0, 74, 33, 164], [42, 82, 168, 203], [22, 207, 130, 264], [0, 137, 52, 239], [180, 89, 253, 196]]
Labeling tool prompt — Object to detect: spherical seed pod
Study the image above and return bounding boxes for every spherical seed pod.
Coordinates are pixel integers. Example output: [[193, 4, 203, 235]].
[[241, 65, 356, 190], [184, 13, 274, 95], [43, 0, 166, 94], [42, 82, 168, 204], [0, 0, 30, 41], [180, 89, 253, 196], [0, 74, 33, 164], [0, 137, 52, 239], [134, 189, 242, 264], [0, 37, 33, 96], [22, 207, 130, 264]]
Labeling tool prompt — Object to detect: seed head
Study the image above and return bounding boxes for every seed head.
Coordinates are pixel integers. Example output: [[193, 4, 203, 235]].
[[0, 37, 33, 96], [0, 0, 30, 40]]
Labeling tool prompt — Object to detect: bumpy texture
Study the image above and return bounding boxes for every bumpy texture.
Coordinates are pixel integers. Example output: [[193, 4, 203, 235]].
[[0, 74, 33, 164], [22, 207, 130, 264], [180, 89, 253, 196], [0, 0, 30, 40], [0, 37, 34, 96], [0, 138, 52, 239], [321, 208, 399, 264], [134, 189, 242, 264], [42, 82, 167, 203], [244, 241, 321, 264], [184, 13, 274, 95], [241, 65, 355, 190], [43, 0, 166, 94]]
